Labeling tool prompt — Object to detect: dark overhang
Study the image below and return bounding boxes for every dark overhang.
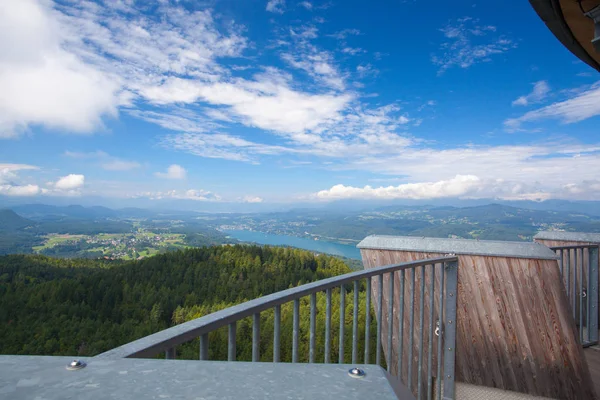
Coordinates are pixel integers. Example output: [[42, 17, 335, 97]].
[[529, 0, 600, 72]]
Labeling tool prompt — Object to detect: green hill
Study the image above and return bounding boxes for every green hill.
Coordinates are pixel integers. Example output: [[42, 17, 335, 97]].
[[0, 209, 35, 232], [0, 245, 375, 363]]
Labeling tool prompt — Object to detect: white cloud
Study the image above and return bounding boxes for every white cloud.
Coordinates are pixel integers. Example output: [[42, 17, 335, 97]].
[[64, 150, 140, 171], [315, 175, 482, 200], [342, 47, 365, 55], [505, 82, 600, 130], [0, 184, 41, 197], [299, 1, 313, 10], [155, 164, 187, 180], [242, 195, 264, 203], [101, 160, 141, 171], [266, 0, 285, 14], [132, 188, 221, 202], [54, 174, 85, 190], [0, 0, 121, 138], [0, 163, 41, 196], [328, 29, 361, 40], [432, 17, 516, 75], [142, 72, 352, 134], [512, 81, 550, 106]]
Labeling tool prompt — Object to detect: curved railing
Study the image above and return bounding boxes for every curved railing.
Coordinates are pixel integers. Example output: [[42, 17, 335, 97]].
[[551, 244, 599, 347], [97, 255, 459, 400]]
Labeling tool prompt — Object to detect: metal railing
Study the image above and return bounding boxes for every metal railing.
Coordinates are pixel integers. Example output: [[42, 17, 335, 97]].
[[98, 256, 459, 400], [552, 245, 599, 347]]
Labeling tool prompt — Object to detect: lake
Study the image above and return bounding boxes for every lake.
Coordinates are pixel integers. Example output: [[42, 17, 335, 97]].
[[224, 230, 362, 260]]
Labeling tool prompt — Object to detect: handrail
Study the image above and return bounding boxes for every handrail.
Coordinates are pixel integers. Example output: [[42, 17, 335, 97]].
[[550, 244, 600, 250], [96, 255, 457, 359]]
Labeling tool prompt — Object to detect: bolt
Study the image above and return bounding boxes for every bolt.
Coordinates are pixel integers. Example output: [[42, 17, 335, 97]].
[[448, 320, 453, 324], [448, 347, 452, 351], [66, 360, 86, 370], [449, 293, 453, 297], [447, 375, 451, 378], [348, 367, 365, 378]]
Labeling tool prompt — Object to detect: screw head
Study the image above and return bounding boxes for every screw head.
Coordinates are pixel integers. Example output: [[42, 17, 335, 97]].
[[66, 359, 86, 370], [348, 367, 366, 378]]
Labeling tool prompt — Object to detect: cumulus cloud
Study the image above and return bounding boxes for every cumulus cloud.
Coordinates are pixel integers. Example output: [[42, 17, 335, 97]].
[[315, 175, 482, 200], [241, 195, 264, 203], [155, 164, 187, 180], [0, 163, 41, 196], [54, 174, 85, 190], [0, 184, 41, 196], [512, 81, 550, 106], [0, 0, 120, 138], [505, 82, 600, 130]]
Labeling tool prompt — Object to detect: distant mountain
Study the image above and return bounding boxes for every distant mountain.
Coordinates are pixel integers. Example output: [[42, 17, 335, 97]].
[[0, 209, 36, 232]]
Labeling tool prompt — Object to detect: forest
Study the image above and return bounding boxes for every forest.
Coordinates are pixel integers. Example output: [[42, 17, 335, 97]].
[[0, 245, 379, 364]]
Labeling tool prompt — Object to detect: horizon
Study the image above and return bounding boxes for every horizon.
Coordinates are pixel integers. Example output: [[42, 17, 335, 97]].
[[1, 0, 599, 206]]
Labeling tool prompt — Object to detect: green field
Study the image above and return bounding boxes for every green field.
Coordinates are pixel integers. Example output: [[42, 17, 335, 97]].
[[33, 232, 188, 259]]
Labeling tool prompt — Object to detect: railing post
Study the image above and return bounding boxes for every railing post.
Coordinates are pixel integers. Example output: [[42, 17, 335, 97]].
[[442, 260, 458, 400], [228, 322, 237, 361], [273, 305, 281, 362], [590, 247, 599, 344], [165, 347, 176, 360], [253, 313, 260, 362], [199, 333, 209, 360]]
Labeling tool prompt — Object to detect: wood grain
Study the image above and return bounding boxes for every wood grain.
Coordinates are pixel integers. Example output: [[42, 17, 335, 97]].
[[361, 248, 596, 399]]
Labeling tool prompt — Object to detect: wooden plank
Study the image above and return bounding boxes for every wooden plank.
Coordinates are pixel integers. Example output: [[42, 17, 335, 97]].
[[362, 248, 597, 399]]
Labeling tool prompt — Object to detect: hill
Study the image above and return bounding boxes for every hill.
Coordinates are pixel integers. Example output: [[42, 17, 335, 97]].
[[0, 209, 35, 232], [0, 246, 371, 362]]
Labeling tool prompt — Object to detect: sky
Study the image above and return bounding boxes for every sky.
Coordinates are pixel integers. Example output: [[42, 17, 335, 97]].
[[1, 0, 599, 208]]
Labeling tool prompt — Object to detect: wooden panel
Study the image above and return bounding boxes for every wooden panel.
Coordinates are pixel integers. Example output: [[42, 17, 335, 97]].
[[361, 248, 597, 400]]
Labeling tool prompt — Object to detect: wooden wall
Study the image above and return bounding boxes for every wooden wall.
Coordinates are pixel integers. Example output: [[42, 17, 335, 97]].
[[361, 248, 596, 400]]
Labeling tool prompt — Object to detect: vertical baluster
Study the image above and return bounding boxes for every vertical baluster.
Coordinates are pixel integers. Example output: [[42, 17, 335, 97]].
[[310, 293, 316, 363], [293, 298, 300, 363], [273, 305, 280, 362], [228, 322, 236, 361], [579, 248, 584, 344], [365, 277, 371, 364], [387, 272, 395, 372], [427, 265, 436, 400], [436, 264, 445, 400], [566, 249, 571, 298], [588, 247, 593, 344], [417, 265, 426, 399], [339, 284, 346, 364], [558, 249, 563, 275], [590, 247, 599, 344], [398, 269, 405, 379], [376, 274, 383, 366], [408, 267, 416, 391], [574, 248, 578, 318], [252, 312, 260, 362], [199, 333, 209, 361], [165, 347, 176, 360], [352, 280, 359, 364], [325, 288, 332, 363]]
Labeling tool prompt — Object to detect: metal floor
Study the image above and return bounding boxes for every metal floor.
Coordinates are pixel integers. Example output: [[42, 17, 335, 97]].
[[585, 343, 600, 399]]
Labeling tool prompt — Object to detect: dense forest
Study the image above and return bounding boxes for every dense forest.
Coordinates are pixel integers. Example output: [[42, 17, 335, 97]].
[[0, 245, 378, 363]]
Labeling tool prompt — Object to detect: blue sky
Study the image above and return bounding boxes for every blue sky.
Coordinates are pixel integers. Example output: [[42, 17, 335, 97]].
[[1, 0, 599, 207]]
